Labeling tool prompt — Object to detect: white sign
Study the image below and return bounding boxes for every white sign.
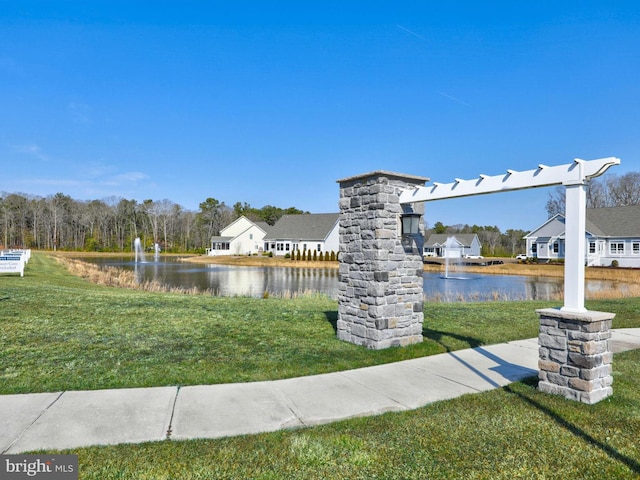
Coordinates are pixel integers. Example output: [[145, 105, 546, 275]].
[[0, 258, 25, 276]]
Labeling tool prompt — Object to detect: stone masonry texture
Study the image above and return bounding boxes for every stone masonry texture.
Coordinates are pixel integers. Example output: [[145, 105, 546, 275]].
[[336, 171, 428, 349], [537, 308, 615, 404]]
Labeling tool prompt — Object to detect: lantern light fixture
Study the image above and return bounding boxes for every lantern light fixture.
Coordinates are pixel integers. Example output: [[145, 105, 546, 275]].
[[401, 213, 421, 236]]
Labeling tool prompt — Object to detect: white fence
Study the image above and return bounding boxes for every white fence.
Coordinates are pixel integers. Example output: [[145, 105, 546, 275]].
[[0, 249, 31, 277]]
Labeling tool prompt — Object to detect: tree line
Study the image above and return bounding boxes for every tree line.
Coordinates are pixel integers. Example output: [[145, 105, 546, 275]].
[[0, 192, 306, 252], [3, 172, 637, 254]]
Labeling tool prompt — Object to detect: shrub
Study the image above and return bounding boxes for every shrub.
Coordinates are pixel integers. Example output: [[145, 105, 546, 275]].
[[611, 259, 619, 267]]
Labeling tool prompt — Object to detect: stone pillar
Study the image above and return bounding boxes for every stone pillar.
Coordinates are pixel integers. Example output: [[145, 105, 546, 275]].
[[537, 308, 615, 404], [336, 171, 428, 349]]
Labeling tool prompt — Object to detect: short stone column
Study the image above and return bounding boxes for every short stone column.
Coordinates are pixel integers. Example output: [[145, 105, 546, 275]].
[[537, 308, 615, 404], [336, 171, 428, 349]]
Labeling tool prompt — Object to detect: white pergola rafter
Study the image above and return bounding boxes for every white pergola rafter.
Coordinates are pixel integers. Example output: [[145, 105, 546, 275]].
[[400, 157, 621, 313], [399, 157, 620, 204]]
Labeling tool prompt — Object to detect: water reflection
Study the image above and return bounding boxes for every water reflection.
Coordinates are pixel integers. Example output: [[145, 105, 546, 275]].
[[83, 257, 623, 302]]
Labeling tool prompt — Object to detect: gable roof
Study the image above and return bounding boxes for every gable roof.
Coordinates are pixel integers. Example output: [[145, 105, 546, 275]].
[[425, 233, 479, 247], [525, 205, 640, 239], [523, 214, 565, 239], [254, 221, 270, 233], [220, 215, 268, 236], [264, 213, 339, 241]]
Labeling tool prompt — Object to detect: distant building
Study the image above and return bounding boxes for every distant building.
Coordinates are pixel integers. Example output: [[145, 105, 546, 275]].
[[263, 213, 339, 256], [423, 234, 482, 258], [524, 205, 640, 267], [208, 216, 269, 256]]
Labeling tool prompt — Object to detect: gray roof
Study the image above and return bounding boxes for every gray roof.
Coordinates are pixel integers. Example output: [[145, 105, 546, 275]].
[[425, 233, 478, 247], [254, 221, 270, 233], [586, 205, 640, 237], [264, 213, 339, 241], [526, 205, 640, 239]]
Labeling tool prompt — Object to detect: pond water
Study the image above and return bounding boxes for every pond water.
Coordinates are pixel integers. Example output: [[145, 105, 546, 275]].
[[82, 256, 623, 302]]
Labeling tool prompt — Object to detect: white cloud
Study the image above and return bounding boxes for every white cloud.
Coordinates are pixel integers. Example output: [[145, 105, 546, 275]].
[[112, 171, 150, 183], [11, 143, 50, 161]]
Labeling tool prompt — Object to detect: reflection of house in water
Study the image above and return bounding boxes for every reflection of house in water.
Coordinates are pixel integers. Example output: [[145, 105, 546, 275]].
[[205, 266, 267, 296], [203, 265, 339, 297], [523, 277, 563, 301]]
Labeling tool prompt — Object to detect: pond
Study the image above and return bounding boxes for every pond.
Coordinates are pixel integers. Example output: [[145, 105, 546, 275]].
[[81, 256, 623, 302]]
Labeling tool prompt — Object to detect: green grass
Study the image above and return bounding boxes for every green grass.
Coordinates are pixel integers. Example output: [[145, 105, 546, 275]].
[[46, 348, 640, 479], [5, 253, 640, 477], [1, 252, 639, 394]]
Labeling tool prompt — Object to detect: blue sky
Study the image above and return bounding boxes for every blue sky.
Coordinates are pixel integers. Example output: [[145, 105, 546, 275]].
[[1, 1, 639, 231]]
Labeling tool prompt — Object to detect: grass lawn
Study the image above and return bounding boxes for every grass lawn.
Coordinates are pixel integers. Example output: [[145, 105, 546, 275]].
[[3, 252, 640, 477], [2, 252, 640, 394], [44, 349, 640, 479]]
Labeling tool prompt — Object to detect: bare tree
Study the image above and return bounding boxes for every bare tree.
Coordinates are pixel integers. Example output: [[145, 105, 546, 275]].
[[546, 171, 640, 218], [606, 172, 640, 206]]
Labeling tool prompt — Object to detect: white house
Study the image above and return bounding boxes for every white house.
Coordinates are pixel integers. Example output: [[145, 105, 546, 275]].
[[263, 213, 339, 257], [524, 205, 640, 267], [208, 216, 269, 256], [423, 234, 482, 258]]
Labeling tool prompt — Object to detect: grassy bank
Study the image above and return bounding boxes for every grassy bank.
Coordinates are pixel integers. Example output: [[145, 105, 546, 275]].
[[53, 349, 640, 478], [6, 253, 640, 477], [2, 253, 640, 395]]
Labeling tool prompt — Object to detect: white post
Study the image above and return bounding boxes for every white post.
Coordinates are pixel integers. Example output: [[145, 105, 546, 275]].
[[561, 181, 587, 312]]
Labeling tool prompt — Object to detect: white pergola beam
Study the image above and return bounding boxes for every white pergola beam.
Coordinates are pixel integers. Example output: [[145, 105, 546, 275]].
[[399, 157, 620, 204], [399, 156, 621, 313]]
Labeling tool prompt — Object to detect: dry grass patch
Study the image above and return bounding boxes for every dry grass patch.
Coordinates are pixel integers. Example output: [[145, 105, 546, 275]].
[[53, 256, 206, 294], [182, 254, 339, 269]]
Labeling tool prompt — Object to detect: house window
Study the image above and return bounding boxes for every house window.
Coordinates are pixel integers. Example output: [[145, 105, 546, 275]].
[[286, 244, 290, 251], [589, 242, 596, 254], [532, 244, 537, 254], [633, 242, 640, 255], [317, 244, 322, 251], [553, 243, 559, 254], [249, 234, 253, 240], [277, 243, 284, 251], [610, 242, 625, 255]]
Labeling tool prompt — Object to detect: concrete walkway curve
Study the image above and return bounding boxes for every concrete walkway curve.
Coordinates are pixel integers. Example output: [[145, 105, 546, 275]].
[[2, 328, 639, 454]]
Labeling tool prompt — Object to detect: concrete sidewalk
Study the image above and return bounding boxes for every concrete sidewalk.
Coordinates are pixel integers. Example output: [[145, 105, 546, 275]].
[[2, 328, 639, 454]]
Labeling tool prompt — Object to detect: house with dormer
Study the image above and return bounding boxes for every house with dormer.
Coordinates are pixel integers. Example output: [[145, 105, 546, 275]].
[[524, 205, 640, 267]]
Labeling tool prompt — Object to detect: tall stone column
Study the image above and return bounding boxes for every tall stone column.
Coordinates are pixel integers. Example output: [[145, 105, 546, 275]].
[[336, 171, 428, 349]]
